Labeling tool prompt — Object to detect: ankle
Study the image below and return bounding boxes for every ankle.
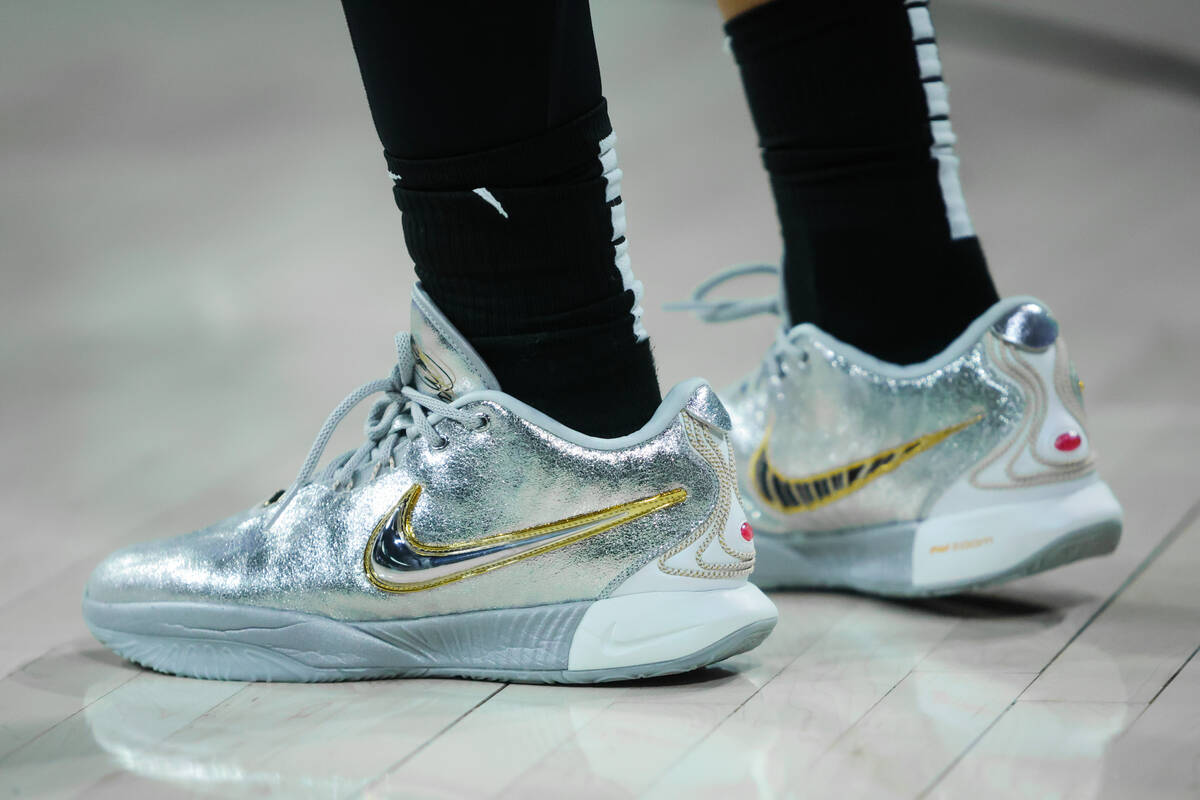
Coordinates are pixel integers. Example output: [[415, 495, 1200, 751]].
[[472, 325, 661, 438]]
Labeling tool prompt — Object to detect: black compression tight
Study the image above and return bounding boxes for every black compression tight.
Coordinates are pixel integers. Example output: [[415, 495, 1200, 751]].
[[341, 1, 661, 438]]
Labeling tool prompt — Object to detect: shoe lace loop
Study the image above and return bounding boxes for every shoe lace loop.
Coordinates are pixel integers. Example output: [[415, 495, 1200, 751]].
[[663, 263, 782, 323], [666, 262, 808, 389], [268, 332, 481, 524]]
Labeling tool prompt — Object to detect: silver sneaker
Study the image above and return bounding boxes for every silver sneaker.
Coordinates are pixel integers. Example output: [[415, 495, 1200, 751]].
[[83, 286, 777, 683], [675, 265, 1123, 596]]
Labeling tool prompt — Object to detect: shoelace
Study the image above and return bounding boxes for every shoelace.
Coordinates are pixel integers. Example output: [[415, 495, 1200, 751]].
[[663, 263, 782, 323], [268, 332, 485, 525], [666, 262, 809, 390]]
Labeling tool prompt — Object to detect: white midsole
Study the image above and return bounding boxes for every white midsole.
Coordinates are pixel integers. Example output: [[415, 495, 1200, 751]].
[[911, 479, 1122, 587], [567, 585, 778, 671]]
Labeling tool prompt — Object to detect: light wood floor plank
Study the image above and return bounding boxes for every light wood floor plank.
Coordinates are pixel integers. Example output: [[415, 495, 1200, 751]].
[[641, 595, 966, 797], [1022, 507, 1200, 703], [926, 700, 1147, 800], [81, 679, 501, 798], [0, 672, 244, 799], [0, 644, 138, 763], [366, 593, 856, 798], [927, 500, 1200, 797], [785, 670, 1035, 800], [1094, 650, 1200, 800]]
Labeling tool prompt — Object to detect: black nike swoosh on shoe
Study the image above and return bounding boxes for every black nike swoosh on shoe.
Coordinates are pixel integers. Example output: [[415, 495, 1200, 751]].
[[750, 415, 983, 513]]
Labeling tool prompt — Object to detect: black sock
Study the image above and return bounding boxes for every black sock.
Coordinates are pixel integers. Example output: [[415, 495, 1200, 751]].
[[342, 1, 660, 437], [726, 0, 1000, 364]]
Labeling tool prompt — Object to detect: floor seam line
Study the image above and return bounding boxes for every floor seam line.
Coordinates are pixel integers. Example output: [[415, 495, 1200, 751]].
[[917, 495, 1200, 797], [358, 682, 508, 793], [639, 608, 866, 797], [914, 672, 1040, 800], [0, 668, 143, 765], [1024, 495, 1200, 687], [636, 663, 789, 797], [816, 668, 913, 764], [0, 672, 251, 771], [1145, 642, 1200, 706]]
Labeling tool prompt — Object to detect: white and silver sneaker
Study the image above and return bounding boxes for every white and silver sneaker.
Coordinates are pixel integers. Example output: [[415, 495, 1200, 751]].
[[83, 285, 777, 683], [675, 265, 1123, 596]]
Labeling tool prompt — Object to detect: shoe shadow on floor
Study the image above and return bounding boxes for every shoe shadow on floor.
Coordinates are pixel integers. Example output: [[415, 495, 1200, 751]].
[[891, 588, 1093, 621], [767, 585, 1094, 624], [600, 664, 743, 689]]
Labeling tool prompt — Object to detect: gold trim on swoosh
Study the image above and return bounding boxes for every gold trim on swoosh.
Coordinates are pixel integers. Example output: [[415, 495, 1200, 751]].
[[750, 414, 984, 514], [364, 485, 688, 593]]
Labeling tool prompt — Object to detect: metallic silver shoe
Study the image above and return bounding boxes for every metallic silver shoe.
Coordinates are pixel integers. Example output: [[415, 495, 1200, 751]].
[[674, 265, 1122, 596], [83, 286, 777, 683]]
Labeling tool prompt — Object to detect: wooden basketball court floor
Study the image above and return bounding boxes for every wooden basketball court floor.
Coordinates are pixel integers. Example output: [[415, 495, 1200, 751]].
[[2, 0, 1198, 796]]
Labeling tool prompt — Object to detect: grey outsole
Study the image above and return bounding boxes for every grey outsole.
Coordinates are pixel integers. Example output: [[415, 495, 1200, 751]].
[[752, 518, 1122, 598], [83, 597, 776, 684]]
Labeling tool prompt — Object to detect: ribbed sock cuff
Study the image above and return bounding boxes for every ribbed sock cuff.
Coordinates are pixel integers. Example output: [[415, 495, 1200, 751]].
[[384, 102, 613, 190], [396, 176, 623, 331]]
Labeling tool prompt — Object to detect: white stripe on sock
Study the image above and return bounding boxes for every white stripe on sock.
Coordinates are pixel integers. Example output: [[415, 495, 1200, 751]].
[[472, 187, 509, 219], [907, 4, 934, 38], [908, 6, 974, 239], [598, 132, 648, 341]]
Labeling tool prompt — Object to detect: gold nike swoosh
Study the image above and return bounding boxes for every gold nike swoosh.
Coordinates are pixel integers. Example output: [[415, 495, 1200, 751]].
[[363, 485, 687, 593], [750, 415, 983, 513]]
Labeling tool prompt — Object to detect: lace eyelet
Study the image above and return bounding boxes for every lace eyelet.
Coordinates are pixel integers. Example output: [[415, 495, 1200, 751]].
[[430, 436, 450, 451], [473, 413, 490, 431]]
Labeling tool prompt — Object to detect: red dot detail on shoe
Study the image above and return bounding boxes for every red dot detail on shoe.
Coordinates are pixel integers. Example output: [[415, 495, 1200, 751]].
[[740, 522, 754, 542], [1055, 431, 1082, 452]]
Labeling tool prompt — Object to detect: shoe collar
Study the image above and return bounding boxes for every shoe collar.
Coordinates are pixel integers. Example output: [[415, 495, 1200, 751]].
[[786, 295, 1058, 379], [409, 283, 501, 402]]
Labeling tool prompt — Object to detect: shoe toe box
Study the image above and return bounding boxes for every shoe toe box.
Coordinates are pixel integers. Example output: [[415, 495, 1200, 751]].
[[85, 507, 264, 606]]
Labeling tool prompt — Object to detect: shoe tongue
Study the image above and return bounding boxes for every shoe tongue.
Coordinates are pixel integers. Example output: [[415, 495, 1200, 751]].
[[408, 285, 500, 401]]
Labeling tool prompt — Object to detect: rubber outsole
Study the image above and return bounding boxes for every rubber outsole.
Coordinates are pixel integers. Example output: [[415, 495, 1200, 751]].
[[82, 595, 776, 684], [85, 617, 775, 685]]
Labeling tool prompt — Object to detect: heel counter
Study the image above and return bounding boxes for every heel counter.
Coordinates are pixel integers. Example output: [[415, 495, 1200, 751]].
[[610, 399, 756, 596], [679, 411, 758, 568], [930, 328, 1098, 516], [982, 331, 1096, 479], [986, 301, 1095, 473]]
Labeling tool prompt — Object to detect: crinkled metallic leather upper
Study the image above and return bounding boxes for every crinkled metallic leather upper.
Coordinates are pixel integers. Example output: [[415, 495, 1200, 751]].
[[724, 328, 1026, 534], [88, 285, 734, 620], [87, 398, 725, 620]]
